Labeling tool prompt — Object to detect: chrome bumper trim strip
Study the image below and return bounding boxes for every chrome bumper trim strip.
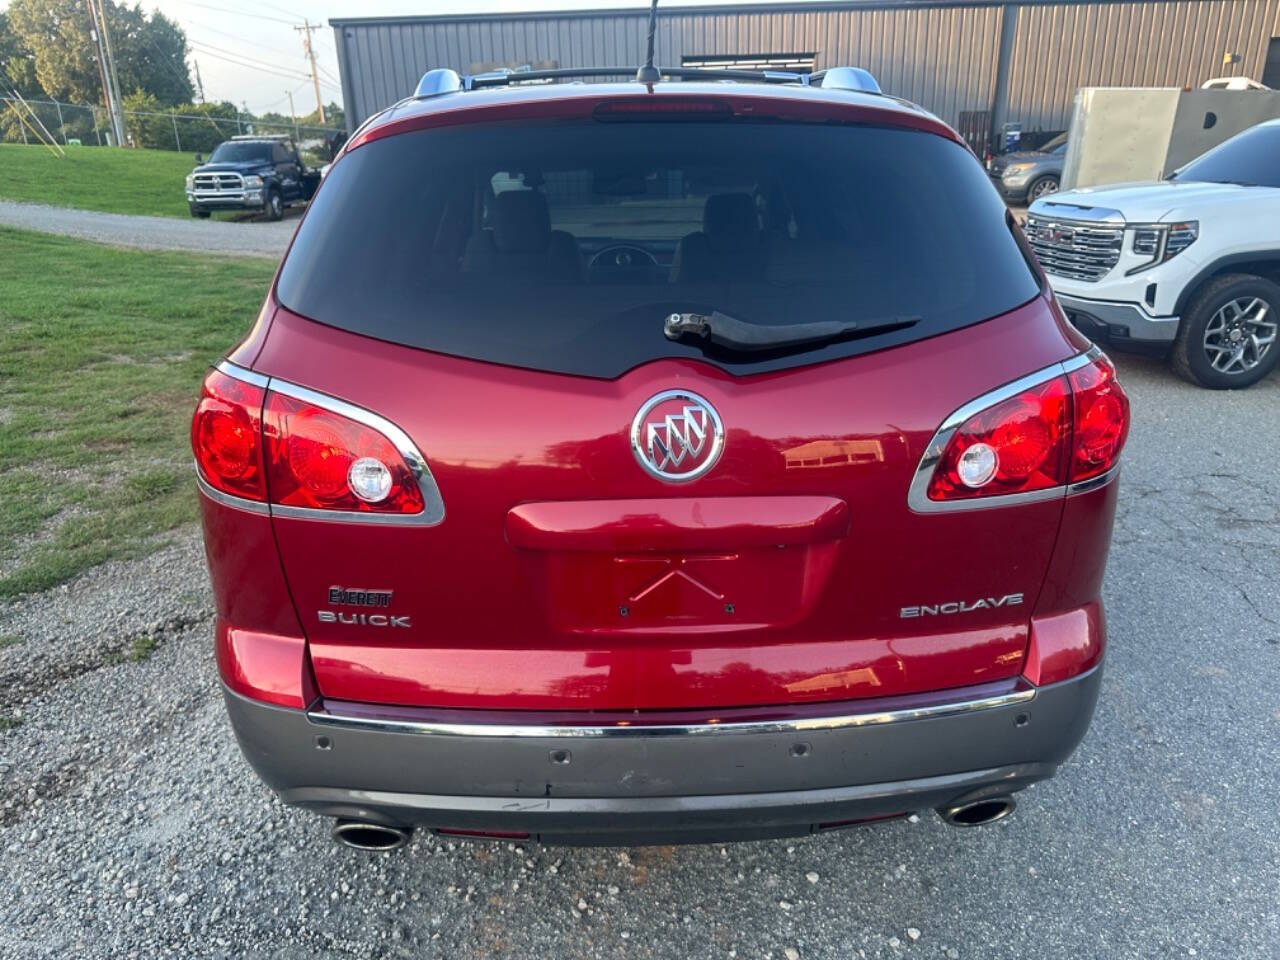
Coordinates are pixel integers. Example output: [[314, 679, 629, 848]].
[[304, 687, 1037, 740]]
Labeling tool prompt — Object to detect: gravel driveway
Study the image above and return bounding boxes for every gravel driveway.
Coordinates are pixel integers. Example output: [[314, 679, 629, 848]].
[[0, 199, 295, 259], [1, 356, 1277, 960]]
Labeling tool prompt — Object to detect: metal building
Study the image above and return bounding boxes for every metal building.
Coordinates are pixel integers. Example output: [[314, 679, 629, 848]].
[[331, 0, 1280, 146]]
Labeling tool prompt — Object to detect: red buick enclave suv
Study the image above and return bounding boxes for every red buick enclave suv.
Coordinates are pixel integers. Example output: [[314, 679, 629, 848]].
[[192, 64, 1128, 850]]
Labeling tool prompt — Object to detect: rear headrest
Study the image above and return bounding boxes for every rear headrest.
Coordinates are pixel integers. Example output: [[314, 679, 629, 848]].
[[703, 193, 759, 239], [492, 190, 552, 254]]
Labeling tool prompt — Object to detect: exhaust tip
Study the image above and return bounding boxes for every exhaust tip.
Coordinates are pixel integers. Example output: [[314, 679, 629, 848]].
[[938, 796, 1016, 827], [332, 819, 412, 852]]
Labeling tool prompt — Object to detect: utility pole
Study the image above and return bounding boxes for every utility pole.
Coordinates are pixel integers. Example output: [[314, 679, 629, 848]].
[[194, 60, 206, 103], [85, 0, 122, 145], [94, 0, 127, 145], [294, 20, 326, 124], [286, 88, 299, 138]]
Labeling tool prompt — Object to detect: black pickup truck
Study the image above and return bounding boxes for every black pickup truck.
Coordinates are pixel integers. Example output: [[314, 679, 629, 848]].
[[185, 135, 320, 221]]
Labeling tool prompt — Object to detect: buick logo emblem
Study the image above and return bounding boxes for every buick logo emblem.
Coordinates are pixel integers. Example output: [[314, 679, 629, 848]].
[[630, 390, 725, 482]]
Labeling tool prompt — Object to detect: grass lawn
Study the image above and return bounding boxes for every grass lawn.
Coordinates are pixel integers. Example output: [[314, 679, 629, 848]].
[[0, 143, 204, 218], [0, 227, 274, 597]]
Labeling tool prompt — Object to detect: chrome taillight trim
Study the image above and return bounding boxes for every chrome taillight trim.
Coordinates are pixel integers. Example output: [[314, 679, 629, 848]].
[[264, 377, 446, 526], [306, 685, 1037, 739], [215, 359, 269, 388], [1066, 463, 1120, 496], [197, 360, 446, 526], [194, 470, 270, 515], [907, 346, 1115, 514]]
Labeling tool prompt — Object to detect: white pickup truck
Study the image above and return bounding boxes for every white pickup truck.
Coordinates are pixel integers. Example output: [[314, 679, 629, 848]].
[[1027, 119, 1280, 388]]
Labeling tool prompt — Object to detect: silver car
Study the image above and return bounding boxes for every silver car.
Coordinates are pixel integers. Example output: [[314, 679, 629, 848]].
[[988, 132, 1065, 203]]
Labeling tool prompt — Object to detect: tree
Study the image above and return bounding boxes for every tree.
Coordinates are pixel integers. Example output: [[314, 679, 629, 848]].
[[298, 101, 343, 129], [8, 0, 192, 108], [0, 11, 44, 97], [172, 100, 240, 153], [1, 12, 55, 145], [113, 7, 193, 106], [8, 0, 102, 104], [120, 88, 167, 147]]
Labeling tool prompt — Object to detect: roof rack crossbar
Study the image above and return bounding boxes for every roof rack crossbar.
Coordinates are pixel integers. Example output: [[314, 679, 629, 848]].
[[461, 66, 815, 89], [411, 64, 880, 100]]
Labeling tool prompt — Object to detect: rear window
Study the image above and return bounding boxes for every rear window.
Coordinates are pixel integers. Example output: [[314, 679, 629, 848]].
[[277, 119, 1039, 377], [1174, 123, 1280, 188]]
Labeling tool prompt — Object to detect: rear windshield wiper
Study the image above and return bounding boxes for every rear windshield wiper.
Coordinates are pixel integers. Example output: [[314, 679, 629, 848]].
[[664, 310, 919, 353]]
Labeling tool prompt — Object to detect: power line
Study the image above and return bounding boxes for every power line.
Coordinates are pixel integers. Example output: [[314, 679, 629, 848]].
[[189, 48, 311, 84], [252, 0, 307, 21], [198, 0, 310, 21], [187, 37, 310, 76], [187, 42, 313, 82], [179, 18, 301, 60], [180, 2, 296, 26], [189, 35, 339, 92], [189, 43, 340, 98], [256, 80, 308, 114], [173, 14, 343, 101], [161, 6, 345, 114]]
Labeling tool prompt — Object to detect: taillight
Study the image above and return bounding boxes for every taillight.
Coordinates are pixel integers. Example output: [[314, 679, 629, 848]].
[[193, 363, 440, 521], [593, 98, 732, 121], [922, 352, 1129, 505], [192, 369, 267, 501], [263, 393, 425, 515], [1067, 355, 1129, 483], [927, 376, 1071, 502]]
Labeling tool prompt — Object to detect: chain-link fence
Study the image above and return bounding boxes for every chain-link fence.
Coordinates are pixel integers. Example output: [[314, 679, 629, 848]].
[[1, 97, 340, 155]]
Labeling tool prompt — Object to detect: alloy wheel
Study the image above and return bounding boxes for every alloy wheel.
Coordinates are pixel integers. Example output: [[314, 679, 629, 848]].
[[1202, 296, 1277, 374], [1030, 178, 1058, 200]]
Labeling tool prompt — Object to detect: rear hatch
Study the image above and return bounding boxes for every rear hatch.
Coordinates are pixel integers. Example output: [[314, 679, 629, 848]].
[[255, 100, 1075, 711]]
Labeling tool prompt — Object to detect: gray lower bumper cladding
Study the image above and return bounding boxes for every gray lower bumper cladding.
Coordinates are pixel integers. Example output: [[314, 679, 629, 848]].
[[223, 666, 1101, 844]]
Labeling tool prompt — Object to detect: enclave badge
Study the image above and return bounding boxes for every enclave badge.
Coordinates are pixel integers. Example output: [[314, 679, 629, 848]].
[[900, 593, 1024, 618], [630, 390, 725, 482]]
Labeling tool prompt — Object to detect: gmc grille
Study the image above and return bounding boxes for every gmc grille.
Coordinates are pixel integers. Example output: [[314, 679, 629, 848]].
[[1024, 215, 1123, 283]]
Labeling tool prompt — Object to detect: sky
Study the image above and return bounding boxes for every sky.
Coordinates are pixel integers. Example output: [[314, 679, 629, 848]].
[[136, 0, 775, 116]]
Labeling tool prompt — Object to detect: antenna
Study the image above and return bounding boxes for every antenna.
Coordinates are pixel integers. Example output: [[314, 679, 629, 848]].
[[635, 0, 661, 84]]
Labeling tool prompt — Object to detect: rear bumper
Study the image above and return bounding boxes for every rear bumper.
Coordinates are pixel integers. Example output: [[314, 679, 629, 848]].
[[223, 665, 1102, 845]]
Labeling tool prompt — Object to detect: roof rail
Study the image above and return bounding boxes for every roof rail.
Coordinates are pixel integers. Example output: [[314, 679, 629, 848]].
[[411, 64, 881, 98]]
